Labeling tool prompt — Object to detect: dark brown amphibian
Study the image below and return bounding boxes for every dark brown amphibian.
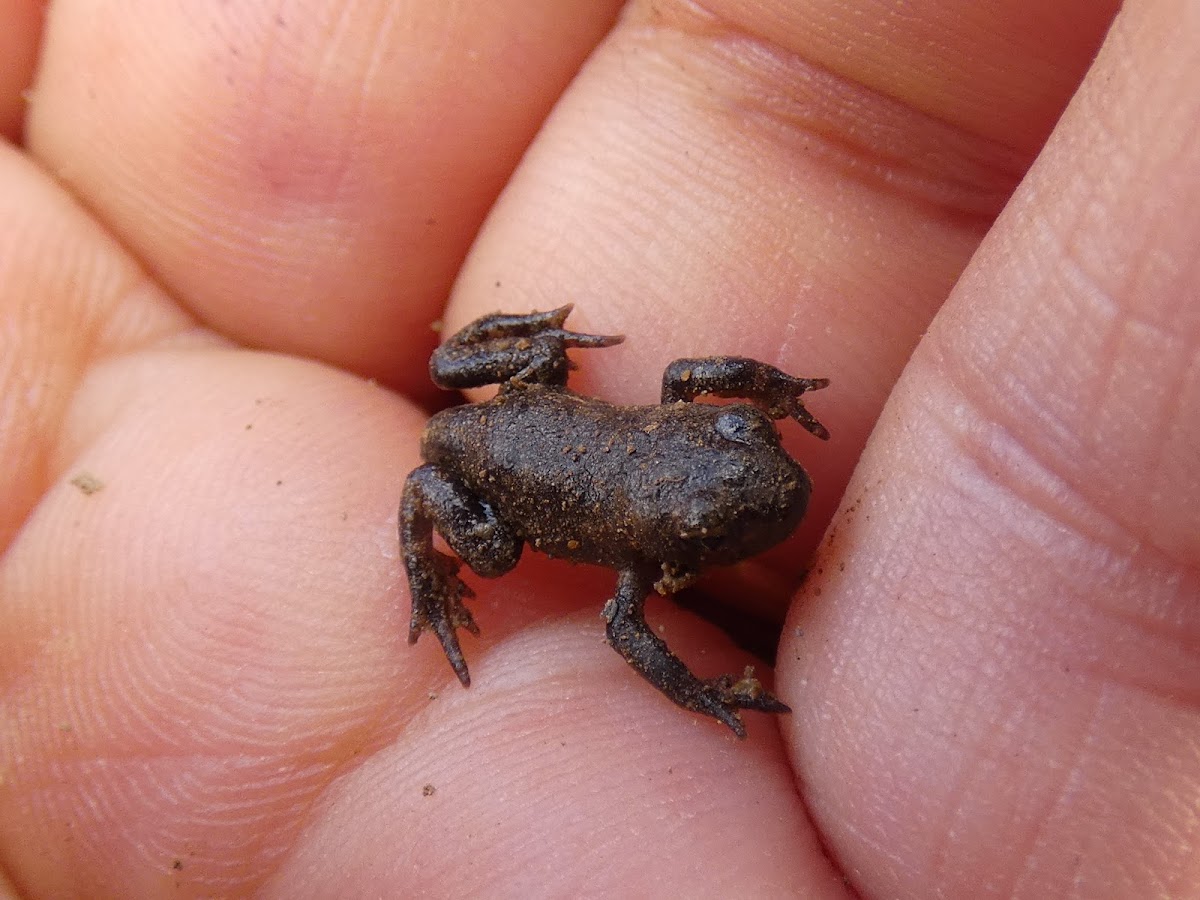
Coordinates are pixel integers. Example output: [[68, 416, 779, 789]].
[[400, 306, 829, 737]]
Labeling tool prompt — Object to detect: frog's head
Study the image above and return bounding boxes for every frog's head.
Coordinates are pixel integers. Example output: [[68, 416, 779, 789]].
[[661, 407, 812, 566]]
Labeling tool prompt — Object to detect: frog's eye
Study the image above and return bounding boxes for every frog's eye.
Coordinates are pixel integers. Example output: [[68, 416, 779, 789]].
[[715, 409, 765, 444]]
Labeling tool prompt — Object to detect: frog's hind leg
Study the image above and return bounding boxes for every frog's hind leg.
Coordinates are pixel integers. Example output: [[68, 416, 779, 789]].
[[603, 570, 790, 738], [431, 305, 623, 389], [400, 464, 522, 686]]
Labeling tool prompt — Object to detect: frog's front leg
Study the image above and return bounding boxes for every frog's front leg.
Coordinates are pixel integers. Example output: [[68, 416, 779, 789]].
[[661, 356, 831, 440], [400, 465, 522, 685], [432, 305, 623, 390], [603, 569, 790, 738]]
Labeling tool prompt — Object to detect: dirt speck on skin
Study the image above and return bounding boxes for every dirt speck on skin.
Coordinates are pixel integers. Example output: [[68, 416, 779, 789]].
[[70, 472, 104, 495], [422, 783, 436, 797]]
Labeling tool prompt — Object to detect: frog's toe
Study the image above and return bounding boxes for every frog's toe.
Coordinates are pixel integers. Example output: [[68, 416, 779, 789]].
[[732, 689, 791, 715], [700, 696, 749, 739], [697, 666, 791, 736], [430, 617, 473, 687], [408, 557, 479, 686], [448, 600, 479, 635], [724, 665, 791, 713]]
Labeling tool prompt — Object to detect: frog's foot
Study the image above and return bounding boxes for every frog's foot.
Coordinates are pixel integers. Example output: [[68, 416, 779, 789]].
[[407, 551, 479, 687], [661, 357, 831, 440], [431, 305, 624, 389], [402, 463, 525, 687], [603, 570, 790, 738], [703, 666, 791, 723], [636, 666, 790, 739]]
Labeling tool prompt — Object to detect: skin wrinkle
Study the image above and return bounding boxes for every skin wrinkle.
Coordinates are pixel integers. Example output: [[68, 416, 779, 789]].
[[836, 816, 911, 894], [1055, 242, 1125, 427], [1106, 7, 1189, 182], [731, 71, 1017, 222], [1104, 314, 1186, 482], [931, 281, 1185, 565], [344, 5, 403, 177], [929, 390, 1200, 698], [626, 14, 1022, 221], [1067, 686, 1191, 894], [1056, 33, 1200, 332], [238, 3, 360, 204], [0, 163, 190, 548], [1163, 745, 1200, 872], [925, 733, 1007, 894], [806, 601, 992, 886], [29, 753, 341, 891], [1054, 111, 1200, 499], [685, 0, 1120, 154], [1003, 282, 1190, 566], [1156, 354, 1200, 535], [305, 6, 362, 206], [1006, 685, 1104, 898], [1085, 618, 1200, 715], [916, 627, 1113, 898], [917, 707, 992, 889], [931, 379, 1133, 557], [1041, 114, 1200, 549]]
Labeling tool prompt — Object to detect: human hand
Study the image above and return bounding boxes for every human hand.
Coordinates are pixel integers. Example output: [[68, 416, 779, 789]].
[[2, 1, 1196, 896]]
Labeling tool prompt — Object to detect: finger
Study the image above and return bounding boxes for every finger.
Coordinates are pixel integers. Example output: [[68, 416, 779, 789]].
[[0, 0, 42, 139], [0, 142, 191, 550], [26, 0, 622, 390], [782, 1, 1200, 895], [0, 349, 430, 894], [0, 135, 422, 892], [443, 0, 1120, 611], [266, 576, 845, 897]]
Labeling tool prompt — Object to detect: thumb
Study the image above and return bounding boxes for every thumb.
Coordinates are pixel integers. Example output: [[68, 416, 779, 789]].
[[783, 1, 1200, 896]]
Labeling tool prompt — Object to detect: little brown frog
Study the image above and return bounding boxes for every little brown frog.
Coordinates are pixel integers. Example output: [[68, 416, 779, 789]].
[[401, 306, 829, 736]]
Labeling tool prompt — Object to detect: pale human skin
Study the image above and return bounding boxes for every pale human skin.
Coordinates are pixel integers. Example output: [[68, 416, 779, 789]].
[[1, 0, 1197, 896]]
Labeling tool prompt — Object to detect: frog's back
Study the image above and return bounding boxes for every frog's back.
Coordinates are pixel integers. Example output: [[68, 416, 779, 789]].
[[421, 385, 622, 501], [421, 385, 809, 570], [421, 387, 645, 565]]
